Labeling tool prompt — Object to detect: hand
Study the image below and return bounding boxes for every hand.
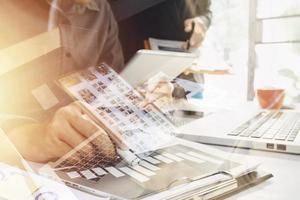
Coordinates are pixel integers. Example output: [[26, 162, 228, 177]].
[[7, 102, 117, 163], [184, 17, 207, 48], [139, 74, 174, 108]]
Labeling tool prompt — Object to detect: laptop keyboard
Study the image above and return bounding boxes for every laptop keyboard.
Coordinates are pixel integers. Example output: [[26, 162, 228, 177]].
[[54, 134, 122, 171], [228, 111, 300, 142]]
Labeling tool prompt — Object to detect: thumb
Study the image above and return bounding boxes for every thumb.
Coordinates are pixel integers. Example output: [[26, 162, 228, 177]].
[[184, 19, 194, 33]]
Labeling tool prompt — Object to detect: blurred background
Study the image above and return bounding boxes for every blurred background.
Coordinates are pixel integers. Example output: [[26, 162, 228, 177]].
[[0, 0, 300, 107]]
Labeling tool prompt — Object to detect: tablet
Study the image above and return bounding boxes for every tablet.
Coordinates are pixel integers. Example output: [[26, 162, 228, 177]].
[[120, 50, 197, 87]]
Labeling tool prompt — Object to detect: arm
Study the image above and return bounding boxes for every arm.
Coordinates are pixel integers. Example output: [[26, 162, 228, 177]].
[[183, 0, 212, 48], [182, 0, 212, 27], [6, 102, 117, 163]]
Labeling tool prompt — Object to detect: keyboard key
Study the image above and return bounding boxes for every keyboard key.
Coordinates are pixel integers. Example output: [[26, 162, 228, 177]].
[[81, 170, 97, 180], [119, 167, 149, 182], [228, 131, 242, 136], [105, 167, 125, 178], [92, 168, 107, 176], [176, 153, 205, 164], [287, 136, 296, 142], [154, 155, 173, 164], [132, 165, 156, 176], [187, 151, 223, 165], [143, 157, 161, 165], [239, 131, 253, 137], [226, 111, 300, 142], [163, 153, 184, 162], [67, 171, 81, 179], [263, 134, 276, 139], [140, 160, 160, 171], [275, 134, 288, 140], [251, 132, 265, 138]]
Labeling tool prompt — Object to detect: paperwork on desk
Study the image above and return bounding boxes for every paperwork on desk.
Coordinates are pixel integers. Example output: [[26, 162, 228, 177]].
[[42, 138, 263, 200], [0, 129, 79, 200], [148, 37, 231, 75], [0, 163, 79, 200]]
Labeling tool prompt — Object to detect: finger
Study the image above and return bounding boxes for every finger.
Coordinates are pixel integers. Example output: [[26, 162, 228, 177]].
[[154, 82, 174, 94], [52, 119, 94, 161], [51, 140, 73, 159], [184, 68, 194, 75], [184, 19, 194, 32], [67, 102, 125, 149], [63, 102, 99, 138], [71, 101, 86, 115], [195, 21, 207, 33], [60, 122, 88, 149], [58, 122, 97, 163], [190, 32, 204, 48], [189, 35, 197, 47], [149, 80, 173, 93], [68, 114, 99, 138], [143, 92, 172, 108], [186, 21, 206, 48], [193, 23, 206, 46], [147, 80, 169, 92]]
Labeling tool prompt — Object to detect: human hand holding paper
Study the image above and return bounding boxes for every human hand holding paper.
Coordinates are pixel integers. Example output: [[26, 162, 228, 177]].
[[184, 17, 207, 49]]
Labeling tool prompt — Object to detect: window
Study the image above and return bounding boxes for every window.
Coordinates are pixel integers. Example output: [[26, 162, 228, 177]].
[[248, 0, 300, 103], [203, 0, 250, 105]]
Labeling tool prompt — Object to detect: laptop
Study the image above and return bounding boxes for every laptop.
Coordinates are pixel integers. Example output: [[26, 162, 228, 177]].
[[179, 103, 300, 154]]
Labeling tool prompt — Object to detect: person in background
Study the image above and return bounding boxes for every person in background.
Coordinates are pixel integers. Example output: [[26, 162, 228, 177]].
[[118, 0, 212, 61], [50, 0, 124, 72], [1, 0, 123, 163], [143, 0, 212, 48]]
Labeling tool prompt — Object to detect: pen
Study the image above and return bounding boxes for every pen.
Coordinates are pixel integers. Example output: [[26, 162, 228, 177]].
[[117, 148, 141, 166], [186, 21, 195, 50]]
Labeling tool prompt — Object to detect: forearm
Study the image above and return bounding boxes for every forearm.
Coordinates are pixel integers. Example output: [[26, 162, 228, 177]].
[[6, 123, 56, 163]]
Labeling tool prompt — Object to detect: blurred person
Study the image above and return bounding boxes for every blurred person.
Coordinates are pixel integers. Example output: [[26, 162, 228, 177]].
[[119, 0, 212, 61], [1, 0, 123, 163], [49, 0, 124, 72], [153, 0, 212, 48]]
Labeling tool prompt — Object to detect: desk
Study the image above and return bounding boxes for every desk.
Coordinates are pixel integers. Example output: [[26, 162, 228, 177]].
[[175, 101, 300, 199], [7, 103, 300, 199], [211, 145, 300, 200], [69, 143, 300, 200], [60, 103, 300, 199]]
